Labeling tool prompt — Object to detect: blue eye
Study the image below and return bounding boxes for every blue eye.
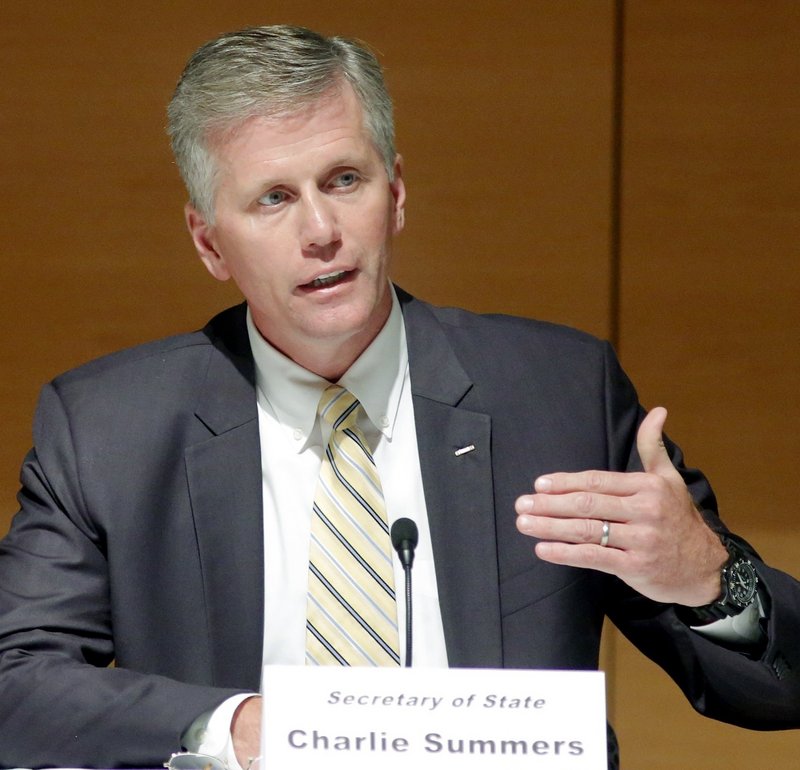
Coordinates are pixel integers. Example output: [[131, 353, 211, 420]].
[[259, 190, 286, 207], [332, 172, 358, 188]]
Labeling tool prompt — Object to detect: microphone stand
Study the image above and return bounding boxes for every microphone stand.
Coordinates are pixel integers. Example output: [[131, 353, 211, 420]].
[[402, 558, 413, 668]]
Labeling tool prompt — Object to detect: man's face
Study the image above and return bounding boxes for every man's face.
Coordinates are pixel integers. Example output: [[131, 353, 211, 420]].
[[186, 83, 405, 378]]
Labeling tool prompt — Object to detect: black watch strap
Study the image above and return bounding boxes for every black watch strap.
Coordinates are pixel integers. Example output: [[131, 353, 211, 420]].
[[676, 537, 759, 626]]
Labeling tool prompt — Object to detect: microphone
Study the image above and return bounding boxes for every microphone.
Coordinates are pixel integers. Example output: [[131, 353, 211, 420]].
[[390, 518, 418, 667], [391, 517, 418, 569]]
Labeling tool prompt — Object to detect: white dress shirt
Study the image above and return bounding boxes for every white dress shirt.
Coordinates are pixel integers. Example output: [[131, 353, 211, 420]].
[[251, 287, 448, 667], [184, 287, 448, 766]]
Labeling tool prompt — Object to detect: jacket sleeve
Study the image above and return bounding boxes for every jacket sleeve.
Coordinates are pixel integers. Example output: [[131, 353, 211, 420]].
[[599, 341, 800, 729], [0, 383, 246, 769]]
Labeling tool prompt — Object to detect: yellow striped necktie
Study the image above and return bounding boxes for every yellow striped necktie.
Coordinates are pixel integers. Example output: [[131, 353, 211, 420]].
[[305, 385, 400, 666]]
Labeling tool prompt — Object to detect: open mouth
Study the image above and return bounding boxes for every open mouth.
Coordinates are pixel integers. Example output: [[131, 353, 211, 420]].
[[303, 269, 352, 290]]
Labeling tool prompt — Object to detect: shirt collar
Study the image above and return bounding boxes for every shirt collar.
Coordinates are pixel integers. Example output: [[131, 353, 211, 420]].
[[246, 285, 408, 448]]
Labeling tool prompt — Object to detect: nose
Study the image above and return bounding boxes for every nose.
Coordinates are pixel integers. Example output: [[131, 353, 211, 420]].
[[299, 192, 340, 252]]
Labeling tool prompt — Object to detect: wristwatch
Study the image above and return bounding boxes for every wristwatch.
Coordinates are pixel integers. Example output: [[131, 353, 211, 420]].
[[676, 537, 759, 626]]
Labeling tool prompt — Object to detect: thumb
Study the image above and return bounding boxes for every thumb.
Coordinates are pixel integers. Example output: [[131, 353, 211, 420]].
[[637, 406, 680, 478]]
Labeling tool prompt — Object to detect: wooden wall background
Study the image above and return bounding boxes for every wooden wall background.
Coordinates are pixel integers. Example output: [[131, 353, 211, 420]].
[[1, 1, 797, 766]]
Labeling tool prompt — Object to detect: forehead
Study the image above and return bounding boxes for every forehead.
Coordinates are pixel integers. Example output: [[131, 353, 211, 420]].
[[210, 84, 372, 171]]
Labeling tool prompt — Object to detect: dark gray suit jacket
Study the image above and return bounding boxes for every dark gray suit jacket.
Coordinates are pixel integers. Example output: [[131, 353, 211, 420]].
[[1, 289, 799, 768]]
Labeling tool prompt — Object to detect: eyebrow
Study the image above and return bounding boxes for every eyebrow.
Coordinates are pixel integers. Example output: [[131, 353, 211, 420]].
[[253, 153, 375, 190]]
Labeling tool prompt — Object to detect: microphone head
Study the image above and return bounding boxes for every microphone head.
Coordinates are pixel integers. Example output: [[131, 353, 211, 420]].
[[391, 517, 418, 550]]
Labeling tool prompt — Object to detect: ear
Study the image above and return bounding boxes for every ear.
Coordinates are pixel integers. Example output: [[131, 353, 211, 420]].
[[184, 202, 231, 282], [389, 154, 406, 234]]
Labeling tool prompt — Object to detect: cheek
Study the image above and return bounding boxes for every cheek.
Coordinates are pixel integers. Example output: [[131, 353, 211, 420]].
[[358, 205, 396, 253], [215, 229, 281, 282]]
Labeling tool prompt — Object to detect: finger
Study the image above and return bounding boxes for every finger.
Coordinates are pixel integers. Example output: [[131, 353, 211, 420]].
[[636, 406, 680, 479], [533, 469, 642, 497], [534, 539, 625, 574], [518, 487, 629, 522], [517, 512, 624, 548]]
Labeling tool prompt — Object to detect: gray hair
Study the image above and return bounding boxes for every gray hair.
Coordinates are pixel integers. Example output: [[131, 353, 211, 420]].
[[167, 25, 396, 220]]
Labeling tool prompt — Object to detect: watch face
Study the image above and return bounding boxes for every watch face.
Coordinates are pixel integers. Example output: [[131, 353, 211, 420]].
[[727, 559, 758, 607]]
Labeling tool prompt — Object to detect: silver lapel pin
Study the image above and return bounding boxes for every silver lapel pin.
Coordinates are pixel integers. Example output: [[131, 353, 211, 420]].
[[454, 444, 476, 457]]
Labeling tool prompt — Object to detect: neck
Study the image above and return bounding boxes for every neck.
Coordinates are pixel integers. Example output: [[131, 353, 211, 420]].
[[252, 312, 391, 382], [251, 284, 395, 381]]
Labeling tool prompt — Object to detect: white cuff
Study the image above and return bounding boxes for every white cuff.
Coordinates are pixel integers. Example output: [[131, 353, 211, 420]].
[[691, 593, 765, 646], [182, 693, 256, 770]]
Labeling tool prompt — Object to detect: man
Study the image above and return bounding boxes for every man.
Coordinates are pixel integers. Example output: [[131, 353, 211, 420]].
[[1, 25, 798, 770]]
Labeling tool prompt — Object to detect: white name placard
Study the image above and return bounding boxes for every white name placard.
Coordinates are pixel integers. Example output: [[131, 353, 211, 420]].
[[261, 665, 607, 768]]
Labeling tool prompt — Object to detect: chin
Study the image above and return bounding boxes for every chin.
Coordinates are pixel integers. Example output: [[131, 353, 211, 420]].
[[322, 296, 381, 327], [312, 317, 371, 342]]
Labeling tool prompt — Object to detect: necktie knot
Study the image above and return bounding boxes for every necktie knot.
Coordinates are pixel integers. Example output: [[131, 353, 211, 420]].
[[318, 384, 361, 432]]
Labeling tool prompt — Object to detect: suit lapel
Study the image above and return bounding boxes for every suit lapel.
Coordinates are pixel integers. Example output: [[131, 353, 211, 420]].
[[182, 296, 504, 681], [185, 307, 265, 690], [400, 292, 503, 667]]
